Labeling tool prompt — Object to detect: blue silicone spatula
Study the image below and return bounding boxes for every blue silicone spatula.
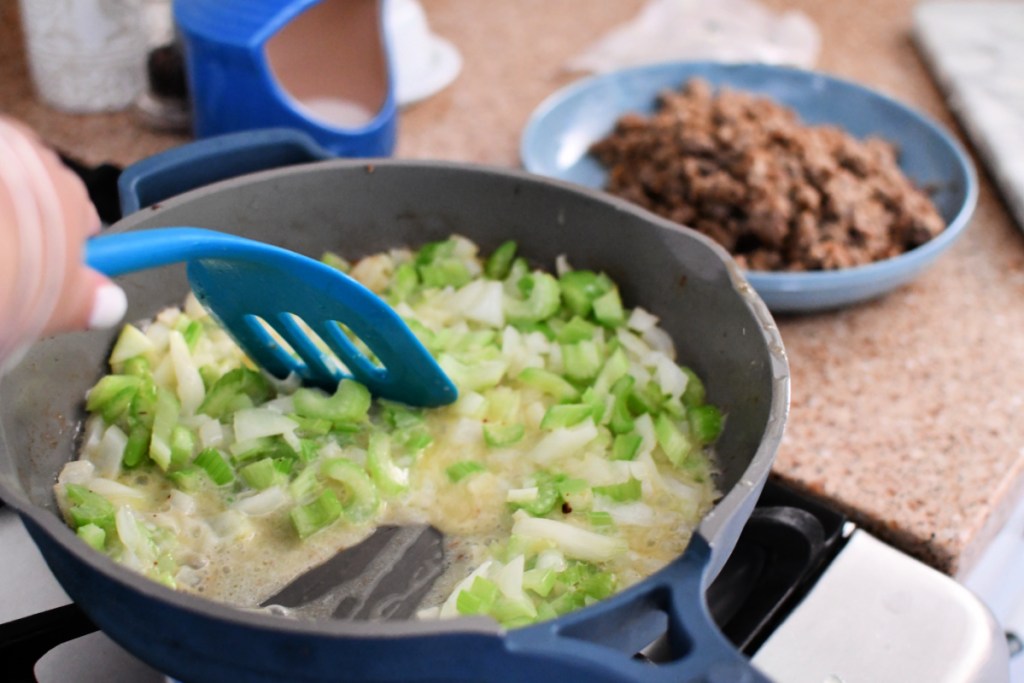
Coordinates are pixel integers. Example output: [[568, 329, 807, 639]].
[[84, 227, 457, 408]]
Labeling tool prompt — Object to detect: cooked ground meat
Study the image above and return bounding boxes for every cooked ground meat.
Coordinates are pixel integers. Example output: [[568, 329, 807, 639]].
[[589, 78, 946, 271]]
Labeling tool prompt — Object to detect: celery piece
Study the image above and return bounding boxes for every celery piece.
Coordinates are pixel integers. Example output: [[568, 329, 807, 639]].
[[76, 523, 106, 551], [64, 484, 115, 532], [148, 388, 180, 471], [395, 427, 433, 453], [446, 460, 486, 483], [122, 355, 151, 378], [655, 413, 692, 467], [199, 365, 219, 391], [483, 423, 525, 448], [457, 576, 500, 616], [688, 404, 724, 445], [87, 375, 142, 422], [627, 380, 664, 416], [517, 367, 579, 401], [680, 367, 706, 408], [322, 458, 379, 521], [419, 259, 472, 289], [388, 261, 420, 303], [169, 425, 195, 471], [558, 270, 613, 318], [505, 272, 561, 324], [367, 433, 409, 495], [611, 432, 643, 461], [540, 404, 592, 430], [592, 287, 625, 328], [168, 464, 204, 492], [122, 423, 151, 468], [492, 596, 539, 626], [512, 320, 556, 340], [290, 414, 333, 437], [239, 457, 284, 490], [298, 439, 320, 463], [522, 567, 556, 598], [274, 456, 294, 477], [182, 319, 203, 350], [556, 317, 597, 344], [198, 368, 272, 419], [609, 376, 636, 435], [484, 240, 517, 280], [128, 379, 158, 428], [439, 354, 507, 392], [587, 510, 615, 530], [194, 447, 234, 486], [290, 489, 343, 539], [321, 251, 350, 272], [380, 401, 425, 430], [415, 238, 456, 266], [230, 435, 292, 463], [293, 379, 371, 424], [561, 340, 602, 382], [511, 473, 561, 516], [593, 477, 642, 502], [289, 465, 320, 502], [109, 323, 155, 366]]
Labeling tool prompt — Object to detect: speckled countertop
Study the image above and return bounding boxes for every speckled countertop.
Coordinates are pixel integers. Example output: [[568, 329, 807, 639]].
[[2, 0, 1022, 578]]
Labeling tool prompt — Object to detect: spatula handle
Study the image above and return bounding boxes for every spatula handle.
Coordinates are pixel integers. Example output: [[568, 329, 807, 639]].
[[84, 227, 254, 276]]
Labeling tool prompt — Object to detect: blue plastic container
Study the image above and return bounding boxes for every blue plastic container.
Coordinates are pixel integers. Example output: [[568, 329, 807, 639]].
[[174, 0, 397, 157]]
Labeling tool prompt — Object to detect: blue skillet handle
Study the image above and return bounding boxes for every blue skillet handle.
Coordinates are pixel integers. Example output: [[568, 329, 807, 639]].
[[504, 535, 773, 683], [118, 128, 332, 216]]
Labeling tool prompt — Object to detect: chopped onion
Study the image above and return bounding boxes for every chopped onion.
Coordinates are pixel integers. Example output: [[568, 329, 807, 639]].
[[232, 487, 291, 516], [512, 513, 626, 563]]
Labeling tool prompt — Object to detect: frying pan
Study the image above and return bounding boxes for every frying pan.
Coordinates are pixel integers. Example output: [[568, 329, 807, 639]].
[[0, 129, 789, 682]]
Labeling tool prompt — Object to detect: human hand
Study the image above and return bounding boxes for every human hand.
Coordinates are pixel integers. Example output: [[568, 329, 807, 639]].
[[0, 117, 126, 370]]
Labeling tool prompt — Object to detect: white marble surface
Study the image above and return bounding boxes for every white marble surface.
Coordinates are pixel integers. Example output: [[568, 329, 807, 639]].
[[915, 1, 1024, 231]]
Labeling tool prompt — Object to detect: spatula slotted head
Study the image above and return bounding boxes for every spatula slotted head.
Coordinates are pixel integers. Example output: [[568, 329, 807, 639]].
[[186, 250, 456, 407]]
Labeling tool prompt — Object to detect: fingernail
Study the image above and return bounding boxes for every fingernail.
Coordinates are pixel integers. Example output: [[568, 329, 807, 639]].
[[88, 282, 127, 330]]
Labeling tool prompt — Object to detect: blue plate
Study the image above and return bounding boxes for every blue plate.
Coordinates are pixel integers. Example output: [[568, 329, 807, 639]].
[[520, 61, 978, 314]]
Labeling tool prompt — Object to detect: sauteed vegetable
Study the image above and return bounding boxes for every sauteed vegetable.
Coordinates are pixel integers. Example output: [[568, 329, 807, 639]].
[[56, 236, 721, 627]]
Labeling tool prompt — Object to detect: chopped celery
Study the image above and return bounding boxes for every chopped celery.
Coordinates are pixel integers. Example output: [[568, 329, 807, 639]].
[[239, 457, 284, 490], [540, 404, 592, 430], [366, 433, 409, 495], [194, 448, 234, 486], [109, 323, 155, 365], [561, 340, 602, 381], [609, 376, 636, 435], [587, 511, 615, 530], [485, 240, 517, 280], [290, 489, 343, 539], [321, 251, 350, 272], [87, 375, 142, 424], [322, 458, 379, 521], [293, 379, 371, 424], [688, 404, 724, 445], [289, 465, 320, 502], [681, 367, 706, 407], [522, 567, 556, 597], [517, 367, 579, 401], [611, 432, 643, 461], [76, 523, 106, 551], [290, 414, 333, 437], [510, 473, 562, 516], [419, 259, 472, 289], [198, 368, 272, 419], [555, 317, 597, 344], [168, 465, 204, 492], [558, 270, 613, 318], [122, 423, 151, 468], [388, 261, 419, 302], [122, 355, 151, 378], [148, 388, 180, 471], [592, 287, 625, 327], [655, 413, 693, 467], [483, 423, 525, 448], [169, 425, 194, 470], [593, 477, 642, 502], [182, 319, 203, 349], [456, 576, 500, 616], [446, 460, 486, 482], [505, 272, 560, 324], [64, 484, 115, 532]]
